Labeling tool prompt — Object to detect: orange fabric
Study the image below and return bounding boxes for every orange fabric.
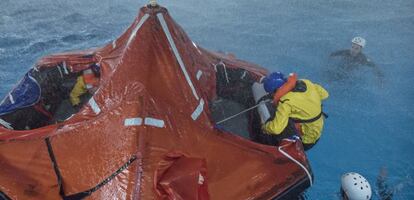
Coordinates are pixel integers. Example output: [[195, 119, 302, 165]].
[[295, 123, 304, 136], [0, 6, 311, 200], [154, 152, 209, 200], [82, 73, 99, 88], [273, 73, 298, 105]]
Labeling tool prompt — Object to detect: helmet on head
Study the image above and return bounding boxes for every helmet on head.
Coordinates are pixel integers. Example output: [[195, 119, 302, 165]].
[[263, 72, 286, 93], [352, 37, 366, 48], [90, 63, 101, 77], [341, 172, 372, 200]]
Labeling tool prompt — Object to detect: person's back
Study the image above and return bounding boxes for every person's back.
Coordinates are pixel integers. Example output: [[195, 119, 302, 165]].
[[277, 79, 328, 145], [261, 72, 329, 150], [330, 49, 373, 68]]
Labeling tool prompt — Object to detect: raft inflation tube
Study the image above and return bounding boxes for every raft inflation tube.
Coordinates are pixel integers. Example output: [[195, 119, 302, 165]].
[[251, 82, 272, 124]]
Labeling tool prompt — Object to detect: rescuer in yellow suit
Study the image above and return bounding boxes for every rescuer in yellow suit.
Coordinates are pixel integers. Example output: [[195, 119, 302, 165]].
[[261, 72, 329, 151], [70, 63, 101, 107]]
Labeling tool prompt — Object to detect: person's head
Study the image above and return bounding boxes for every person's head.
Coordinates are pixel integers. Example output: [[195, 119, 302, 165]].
[[341, 172, 372, 200], [83, 63, 101, 93], [263, 72, 286, 93], [350, 37, 366, 56]]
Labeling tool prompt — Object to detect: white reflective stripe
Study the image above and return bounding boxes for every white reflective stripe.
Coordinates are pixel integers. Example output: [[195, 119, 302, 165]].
[[241, 70, 247, 79], [57, 65, 64, 78], [259, 76, 265, 83], [192, 41, 202, 55], [157, 13, 199, 100], [112, 40, 117, 49], [124, 118, 143, 126], [196, 70, 203, 80], [85, 84, 93, 89], [0, 118, 13, 130], [278, 144, 313, 186], [223, 63, 229, 83], [8, 94, 14, 104], [88, 97, 101, 114], [144, 117, 165, 128], [191, 99, 204, 120], [127, 14, 150, 47], [62, 62, 69, 74], [198, 174, 205, 185], [83, 69, 93, 75]]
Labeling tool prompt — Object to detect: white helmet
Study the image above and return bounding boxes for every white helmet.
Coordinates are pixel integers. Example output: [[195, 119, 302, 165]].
[[341, 172, 372, 200], [352, 37, 366, 48]]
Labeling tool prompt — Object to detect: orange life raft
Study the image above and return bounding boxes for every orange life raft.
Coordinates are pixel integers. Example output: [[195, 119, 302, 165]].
[[0, 4, 312, 200]]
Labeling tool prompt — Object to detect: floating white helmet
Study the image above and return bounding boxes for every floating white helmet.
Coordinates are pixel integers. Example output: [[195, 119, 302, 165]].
[[341, 172, 372, 200], [352, 37, 366, 48]]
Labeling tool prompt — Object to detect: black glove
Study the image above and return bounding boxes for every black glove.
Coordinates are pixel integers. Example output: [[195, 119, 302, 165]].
[[258, 93, 273, 104]]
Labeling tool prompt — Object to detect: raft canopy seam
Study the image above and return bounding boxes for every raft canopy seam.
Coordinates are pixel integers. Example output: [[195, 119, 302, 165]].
[[157, 13, 200, 101]]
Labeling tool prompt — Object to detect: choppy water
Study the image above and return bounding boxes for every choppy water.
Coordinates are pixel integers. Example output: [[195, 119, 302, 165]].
[[1, 0, 413, 199]]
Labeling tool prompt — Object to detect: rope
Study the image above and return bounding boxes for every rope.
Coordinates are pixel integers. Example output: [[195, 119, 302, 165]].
[[278, 143, 313, 186], [216, 99, 271, 125]]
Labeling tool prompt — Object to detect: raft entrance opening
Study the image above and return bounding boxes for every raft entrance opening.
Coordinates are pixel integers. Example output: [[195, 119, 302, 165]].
[[210, 62, 275, 144]]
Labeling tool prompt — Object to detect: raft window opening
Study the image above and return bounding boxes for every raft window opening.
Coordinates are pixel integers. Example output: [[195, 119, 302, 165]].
[[210, 62, 274, 144], [0, 62, 100, 130]]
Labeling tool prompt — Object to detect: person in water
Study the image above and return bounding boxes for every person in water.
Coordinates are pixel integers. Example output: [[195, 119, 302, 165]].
[[341, 172, 372, 200], [261, 72, 329, 151], [330, 36, 384, 79], [70, 63, 101, 107], [340, 169, 394, 200]]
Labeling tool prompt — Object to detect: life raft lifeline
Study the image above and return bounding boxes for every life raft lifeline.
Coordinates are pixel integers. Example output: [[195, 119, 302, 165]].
[[82, 69, 99, 89]]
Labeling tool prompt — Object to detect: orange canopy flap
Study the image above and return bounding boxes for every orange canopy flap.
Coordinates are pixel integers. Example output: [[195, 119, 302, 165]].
[[0, 5, 311, 200]]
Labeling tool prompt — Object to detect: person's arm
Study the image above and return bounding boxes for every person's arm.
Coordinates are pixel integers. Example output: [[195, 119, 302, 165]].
[[377, 167, 393, 200], [364, 57, 385, 82], [70, 76, 87, 106], [330, 50, 348, 57], [313, 83, 329, 100], [262, 101, 291, 134]]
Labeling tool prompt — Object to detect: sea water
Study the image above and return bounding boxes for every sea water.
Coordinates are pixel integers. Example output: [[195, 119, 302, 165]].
[[1, 0, 413, 199]]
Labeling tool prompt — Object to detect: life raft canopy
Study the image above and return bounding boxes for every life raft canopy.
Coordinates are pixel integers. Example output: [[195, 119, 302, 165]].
[[0, 2, 313, 200]]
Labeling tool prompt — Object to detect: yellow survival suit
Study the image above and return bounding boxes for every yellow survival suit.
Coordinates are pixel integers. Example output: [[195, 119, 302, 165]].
[[263, 74, 329, 145]]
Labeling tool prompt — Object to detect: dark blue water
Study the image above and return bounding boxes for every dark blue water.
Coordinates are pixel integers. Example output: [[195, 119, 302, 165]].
[[1, 0, 413, 199]]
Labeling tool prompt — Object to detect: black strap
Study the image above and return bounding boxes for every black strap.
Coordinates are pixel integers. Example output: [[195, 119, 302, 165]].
[[45, 137, 137, 200], [291, 111, 327, 124], [45, 138, 66, 198], [64, 156, 137, 200]]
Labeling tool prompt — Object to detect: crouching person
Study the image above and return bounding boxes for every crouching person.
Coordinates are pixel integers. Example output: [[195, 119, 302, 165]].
[[261, 72, 329, 151], [70, 63, 101, 108]]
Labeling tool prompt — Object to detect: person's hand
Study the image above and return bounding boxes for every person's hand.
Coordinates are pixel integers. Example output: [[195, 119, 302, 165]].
[[258, 93, 273, 104]]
